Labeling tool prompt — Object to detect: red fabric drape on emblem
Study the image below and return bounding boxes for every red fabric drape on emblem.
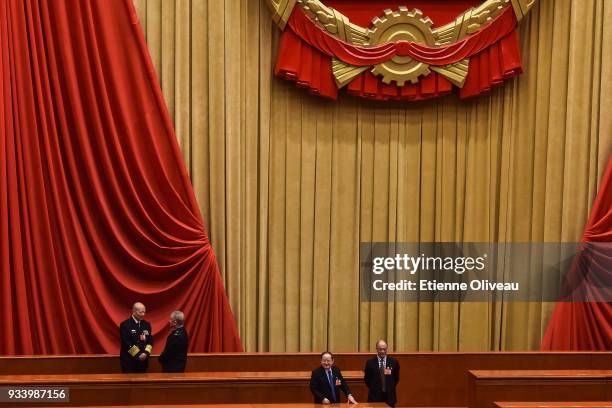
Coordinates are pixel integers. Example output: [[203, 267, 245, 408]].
[[0, 0, 242, 354], [274, 1, 523, 100], [541, 157, 612, 351], [325, 0, 482, 27]]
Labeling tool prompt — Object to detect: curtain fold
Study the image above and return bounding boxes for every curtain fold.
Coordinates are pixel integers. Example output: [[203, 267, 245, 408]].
[[541, 158, 612, 350], [135, 0, 610, 352], [0, 0, 241, 354]]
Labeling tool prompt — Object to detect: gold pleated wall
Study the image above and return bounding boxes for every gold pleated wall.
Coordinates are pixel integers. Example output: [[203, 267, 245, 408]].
[[133, 0, 611, 352]]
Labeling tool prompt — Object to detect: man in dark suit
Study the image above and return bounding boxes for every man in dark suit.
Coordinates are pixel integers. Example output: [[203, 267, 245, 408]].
[[310, 351, 357, 404], [119, 302, 153, 373], [364, 339, 400, 407], [158, 310, 188, 373]]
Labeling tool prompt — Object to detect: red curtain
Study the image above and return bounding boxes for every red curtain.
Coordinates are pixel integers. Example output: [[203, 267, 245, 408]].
[[324, 1, 482, 27], [541, 156, 612, 350], [0, 0, 242, 354]]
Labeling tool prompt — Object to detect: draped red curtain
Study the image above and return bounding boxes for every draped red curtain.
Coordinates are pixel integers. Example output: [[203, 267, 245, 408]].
[[274, 0, 523, 100], [541, 157, 612, 350], [0, 0, 242, 354]]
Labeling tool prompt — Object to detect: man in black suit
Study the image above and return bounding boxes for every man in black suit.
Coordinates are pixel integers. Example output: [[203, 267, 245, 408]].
[[158, 310, 188, 372], [364, 339, 400, 407], [310, 351, 357, 404], [119, 302, 153, 373]]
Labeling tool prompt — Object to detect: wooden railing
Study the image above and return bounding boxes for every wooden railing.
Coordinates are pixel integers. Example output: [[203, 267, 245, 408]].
[[469, 370, 612, 408], [0, 353, 610, 407]]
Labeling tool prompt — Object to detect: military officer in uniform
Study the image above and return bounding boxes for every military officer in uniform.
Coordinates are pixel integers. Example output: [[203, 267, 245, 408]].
[[158, 310, 188, 373], [119, 302, 153, 373]]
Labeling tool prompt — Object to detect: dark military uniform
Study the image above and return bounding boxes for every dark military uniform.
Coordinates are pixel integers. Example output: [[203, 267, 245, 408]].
[[119, 316, 153, 373], [158, 326, 188, 373]]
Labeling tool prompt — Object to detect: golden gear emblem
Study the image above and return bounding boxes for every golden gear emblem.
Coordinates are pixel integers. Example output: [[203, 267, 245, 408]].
[[266, 0, 538, 89], [366, 7, 435, 86]]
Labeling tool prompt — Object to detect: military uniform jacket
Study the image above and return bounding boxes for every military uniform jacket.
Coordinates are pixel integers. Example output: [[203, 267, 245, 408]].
[[119, 317, 153, 373], [158, 326, 188, 372]]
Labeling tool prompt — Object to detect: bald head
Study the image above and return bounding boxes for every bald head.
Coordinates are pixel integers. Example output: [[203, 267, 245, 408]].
[[132, 302, 146, 321], [375, 339, 388, 358]]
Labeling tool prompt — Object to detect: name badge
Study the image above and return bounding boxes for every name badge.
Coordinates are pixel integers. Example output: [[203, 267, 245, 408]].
[[384, 367, 392, 375], [335, 378, 341, 386], [140, 334, 146, 341]]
